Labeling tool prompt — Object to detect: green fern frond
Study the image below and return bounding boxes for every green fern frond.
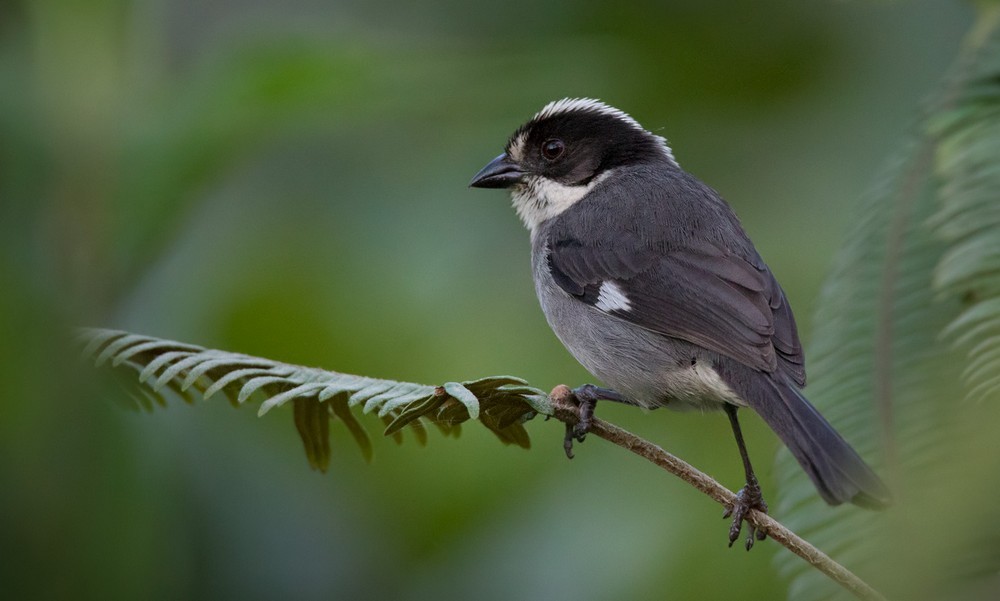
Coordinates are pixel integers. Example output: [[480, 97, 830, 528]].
[[79, 328, 550, 471], [774, 9, 1000, 601], [930, 48, 1000, 402]]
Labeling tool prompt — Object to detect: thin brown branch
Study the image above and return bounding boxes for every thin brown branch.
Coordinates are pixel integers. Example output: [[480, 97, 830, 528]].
[[548, 385, 886, 601]]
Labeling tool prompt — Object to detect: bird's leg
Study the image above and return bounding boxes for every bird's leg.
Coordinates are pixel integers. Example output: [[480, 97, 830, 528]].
[[722, 403, 769, 550], [563, 384, 626, 459]]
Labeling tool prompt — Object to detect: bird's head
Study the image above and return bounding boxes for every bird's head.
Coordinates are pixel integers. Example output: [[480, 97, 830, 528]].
[[469, 98, 677, 231]]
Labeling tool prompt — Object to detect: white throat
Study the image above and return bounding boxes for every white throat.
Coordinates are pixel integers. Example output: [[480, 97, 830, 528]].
[[511, 171, 611, 234]]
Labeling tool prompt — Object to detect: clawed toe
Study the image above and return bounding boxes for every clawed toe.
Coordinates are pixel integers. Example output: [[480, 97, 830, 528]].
[[563, 400, 594, 459], [724, 479, 769, 550], [561, 384, 616, 459], [563, 421, 589, 458]]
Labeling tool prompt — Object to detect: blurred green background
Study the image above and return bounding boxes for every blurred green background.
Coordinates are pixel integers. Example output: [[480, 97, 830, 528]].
[[0, 1, 976, 599]]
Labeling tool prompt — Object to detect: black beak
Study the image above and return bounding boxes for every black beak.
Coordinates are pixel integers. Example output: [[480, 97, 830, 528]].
[[469, 153, 525, 189]]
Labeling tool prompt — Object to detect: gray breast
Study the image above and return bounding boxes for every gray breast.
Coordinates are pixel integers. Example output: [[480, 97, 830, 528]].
[[529, 230, 746, 411]]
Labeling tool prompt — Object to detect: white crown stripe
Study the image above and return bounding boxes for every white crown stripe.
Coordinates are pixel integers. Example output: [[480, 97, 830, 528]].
[[533, 98, 644, 132], [531, 97, 677, 167], [505, 98, 682, 233]]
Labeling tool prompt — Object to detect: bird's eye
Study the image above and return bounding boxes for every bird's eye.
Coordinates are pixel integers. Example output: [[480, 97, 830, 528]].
[[541, 138, 565, 161]]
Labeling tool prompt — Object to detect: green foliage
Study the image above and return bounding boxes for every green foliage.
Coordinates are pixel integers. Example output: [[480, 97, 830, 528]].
[[113, 38, 377, 290], [1, 0, 985, 598], [774, 7, 1000, 601], [930, 65, 1000, 401], [79, 328, 550, 471]]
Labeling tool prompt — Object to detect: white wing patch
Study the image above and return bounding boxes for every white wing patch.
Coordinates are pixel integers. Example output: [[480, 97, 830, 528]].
[[595, 281, 632, 312]]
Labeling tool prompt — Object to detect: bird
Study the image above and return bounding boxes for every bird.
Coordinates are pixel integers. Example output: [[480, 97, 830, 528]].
[[469, 98, 890, 549]]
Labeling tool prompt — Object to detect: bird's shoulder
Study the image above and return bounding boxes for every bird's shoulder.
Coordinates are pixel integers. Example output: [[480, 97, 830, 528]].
[[541, 165, 761, 281], [538, 164, 806, 384]]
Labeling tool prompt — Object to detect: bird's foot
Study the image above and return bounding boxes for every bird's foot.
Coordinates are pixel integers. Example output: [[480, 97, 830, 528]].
[[562, 384, 623, 459], [722, 476, 769, 550]]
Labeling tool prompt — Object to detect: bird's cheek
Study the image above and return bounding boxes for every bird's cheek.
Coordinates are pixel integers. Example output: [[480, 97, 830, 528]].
[[565, 159, 600, 186]]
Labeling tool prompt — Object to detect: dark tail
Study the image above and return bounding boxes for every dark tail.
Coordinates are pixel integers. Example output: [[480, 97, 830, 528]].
[[729, 369, 891, 508]]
